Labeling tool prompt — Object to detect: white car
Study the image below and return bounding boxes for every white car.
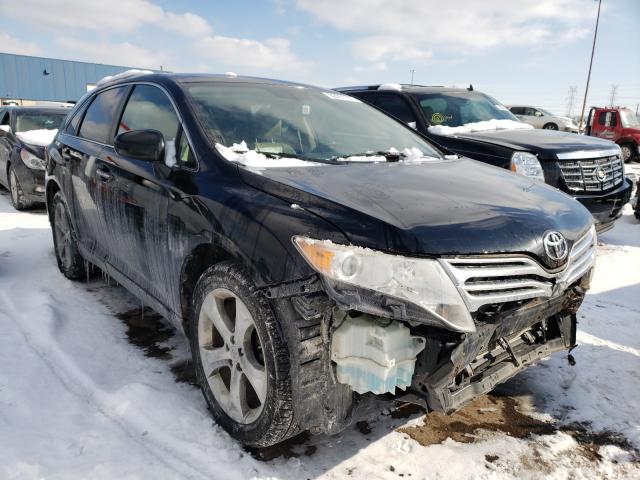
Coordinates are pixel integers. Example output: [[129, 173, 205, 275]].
[[508, 106, 579, 133]]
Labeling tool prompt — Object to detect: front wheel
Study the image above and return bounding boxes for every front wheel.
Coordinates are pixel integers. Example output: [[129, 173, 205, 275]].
[[189, 262, 295, 447], [51, 191, 85, 279], [8, 165, 31, 210], [620, 144, 635, 163], [543, 123, 559, 131]]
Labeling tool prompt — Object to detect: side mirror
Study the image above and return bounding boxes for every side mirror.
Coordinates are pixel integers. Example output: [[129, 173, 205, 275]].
[[114, 129, 164, 163], [0, 125, 11, 133]]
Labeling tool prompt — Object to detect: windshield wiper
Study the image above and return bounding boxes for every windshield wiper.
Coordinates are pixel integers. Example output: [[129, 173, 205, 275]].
[[330, 151, 404, 162], [255, 150, 342, 165]]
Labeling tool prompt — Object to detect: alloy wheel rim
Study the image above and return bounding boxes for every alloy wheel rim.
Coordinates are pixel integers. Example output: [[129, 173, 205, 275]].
[[54, 203, 72, 269], [198, 288, 267, 424], [621, 146, 631, 161]]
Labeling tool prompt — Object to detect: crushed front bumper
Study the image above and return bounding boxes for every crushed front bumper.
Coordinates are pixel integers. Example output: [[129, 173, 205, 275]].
[[408, 284, 584, 414]]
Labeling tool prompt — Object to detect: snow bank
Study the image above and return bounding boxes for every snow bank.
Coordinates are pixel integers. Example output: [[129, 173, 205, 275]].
[[378, 83, 403, 91], [215, 141, 316, 168], [15, 128, 58, 147], [97, 69, 154, 86], [428, 119, 533, 136]]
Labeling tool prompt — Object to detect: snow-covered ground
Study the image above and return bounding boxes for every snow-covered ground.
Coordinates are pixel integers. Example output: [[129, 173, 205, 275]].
[[1, 171, 639, 479]]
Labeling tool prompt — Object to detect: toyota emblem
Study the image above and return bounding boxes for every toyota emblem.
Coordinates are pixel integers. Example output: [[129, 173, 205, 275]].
[[543, 231, 568, 262]]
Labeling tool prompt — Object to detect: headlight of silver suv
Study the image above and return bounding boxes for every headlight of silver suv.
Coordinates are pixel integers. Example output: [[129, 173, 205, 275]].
[[293, 237, 475, 332], [20, 148, 45, 170], [510, 151, 545, 182]]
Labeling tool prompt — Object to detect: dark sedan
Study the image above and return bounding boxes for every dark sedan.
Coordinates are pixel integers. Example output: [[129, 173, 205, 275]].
[[0, 106, 68, 209]]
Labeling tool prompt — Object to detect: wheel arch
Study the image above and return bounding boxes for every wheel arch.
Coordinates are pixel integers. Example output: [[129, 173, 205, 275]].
[[45, 178, 61, 222], [179, 241, 240, 332]]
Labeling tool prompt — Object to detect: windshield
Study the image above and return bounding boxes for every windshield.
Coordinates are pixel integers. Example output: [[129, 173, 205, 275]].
[[185, 82, 441, 164], [417, 92, 520, 127], [15, 112, 66, 132], [620, 109, 640, 128]]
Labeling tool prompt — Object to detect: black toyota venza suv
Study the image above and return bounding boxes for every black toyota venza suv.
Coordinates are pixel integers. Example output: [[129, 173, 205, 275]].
[[337, 84, 632, 233], [46, 72, 596, 447]]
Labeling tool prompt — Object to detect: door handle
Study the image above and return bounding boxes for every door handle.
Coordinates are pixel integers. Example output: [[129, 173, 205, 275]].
[[96, 167, 113, 182]]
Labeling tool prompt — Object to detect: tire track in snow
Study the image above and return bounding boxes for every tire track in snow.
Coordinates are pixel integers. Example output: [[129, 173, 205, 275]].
[[0, 289, 228, 480]]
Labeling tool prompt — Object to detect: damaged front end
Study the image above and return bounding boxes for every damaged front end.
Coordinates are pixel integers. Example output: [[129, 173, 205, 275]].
[[274, 226, 596, 435]]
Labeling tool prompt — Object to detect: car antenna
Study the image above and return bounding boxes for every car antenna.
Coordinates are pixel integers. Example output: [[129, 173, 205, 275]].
[[468, 84, 474, 91]]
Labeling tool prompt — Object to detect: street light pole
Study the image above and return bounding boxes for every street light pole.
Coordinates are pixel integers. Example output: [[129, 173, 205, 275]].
[[578, 0, 602, 132]]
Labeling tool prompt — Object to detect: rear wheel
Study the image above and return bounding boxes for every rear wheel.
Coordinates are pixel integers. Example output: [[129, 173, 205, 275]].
[[620, 144, 635, 163], [189, 262, 295, 447], [8, 165, 30, 210], [51, 191, 85, 279], [543, 123, 559, 131]]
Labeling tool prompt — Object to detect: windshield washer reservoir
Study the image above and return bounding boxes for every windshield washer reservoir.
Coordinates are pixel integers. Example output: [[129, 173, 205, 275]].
[[331, 314, 425, 395]]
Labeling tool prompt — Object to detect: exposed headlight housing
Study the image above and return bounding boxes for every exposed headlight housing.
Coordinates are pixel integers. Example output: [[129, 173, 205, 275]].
[[20, 148, 45, 170], [293, 237, 475, 332], [510, 151, 545, 182]]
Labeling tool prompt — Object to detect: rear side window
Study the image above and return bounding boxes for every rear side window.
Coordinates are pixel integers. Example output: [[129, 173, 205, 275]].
[[372, 94, 416, 124], [78, 87, 127, 144]]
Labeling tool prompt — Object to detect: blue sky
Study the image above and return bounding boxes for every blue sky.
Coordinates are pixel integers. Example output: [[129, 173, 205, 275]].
[[0, 0, 638, 116]]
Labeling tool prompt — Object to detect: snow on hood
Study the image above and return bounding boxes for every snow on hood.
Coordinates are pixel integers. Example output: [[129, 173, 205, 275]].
[[97, 69, 154, 86], [428, 119, 534, 136], [15, 129, 58, 147], [215, 141, 317, 169]]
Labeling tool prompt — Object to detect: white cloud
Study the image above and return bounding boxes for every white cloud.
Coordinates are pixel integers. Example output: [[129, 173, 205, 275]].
[[193, 36, 308, 71], [0, 32, 41, 56], [0, 0, 210, 37], [55, 37, 165, 69], [296, 0, 595, 63]]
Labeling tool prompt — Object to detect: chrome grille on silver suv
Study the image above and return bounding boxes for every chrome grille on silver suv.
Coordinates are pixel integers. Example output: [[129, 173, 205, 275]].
[[557, 148, 624, 193], [440, 226, 596, 312]]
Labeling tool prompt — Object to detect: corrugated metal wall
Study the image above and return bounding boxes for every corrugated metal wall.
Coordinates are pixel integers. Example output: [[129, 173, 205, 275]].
[[0, 53, 141, 102]]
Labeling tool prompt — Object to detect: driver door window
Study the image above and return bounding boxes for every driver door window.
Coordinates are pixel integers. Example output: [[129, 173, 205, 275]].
[[118, 84, 194, 167]]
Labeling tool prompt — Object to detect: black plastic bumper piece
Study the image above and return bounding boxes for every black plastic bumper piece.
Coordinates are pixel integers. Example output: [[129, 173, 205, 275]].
[[575, 178, 632, 232]]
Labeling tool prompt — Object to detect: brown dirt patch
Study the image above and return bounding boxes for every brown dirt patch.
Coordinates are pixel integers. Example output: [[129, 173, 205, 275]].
[[399, 394, 554, 445]]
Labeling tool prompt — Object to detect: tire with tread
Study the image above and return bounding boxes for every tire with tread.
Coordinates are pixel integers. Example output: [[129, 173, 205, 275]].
[[8, 165, 31, 211], [620, 143, 635, 163], [51, 191, 85, 280], [189, 262, 296, 447]]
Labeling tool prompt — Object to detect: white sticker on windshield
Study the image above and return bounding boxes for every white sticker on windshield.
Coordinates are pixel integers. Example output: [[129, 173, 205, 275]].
[[495, 104, 509, 111], [322, 91, 361, 102]]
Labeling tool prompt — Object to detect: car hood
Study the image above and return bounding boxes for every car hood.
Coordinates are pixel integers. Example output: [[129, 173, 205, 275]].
[[239, 158, 593, 268], [448, 128, 615, 159]]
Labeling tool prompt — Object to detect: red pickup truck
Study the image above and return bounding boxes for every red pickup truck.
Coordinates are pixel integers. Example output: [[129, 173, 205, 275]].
[[585, 107, 640, 163]]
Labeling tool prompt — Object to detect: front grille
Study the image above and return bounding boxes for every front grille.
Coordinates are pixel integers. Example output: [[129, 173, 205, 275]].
[[558, 151, 624, 193], [440, 226, 596, 312]]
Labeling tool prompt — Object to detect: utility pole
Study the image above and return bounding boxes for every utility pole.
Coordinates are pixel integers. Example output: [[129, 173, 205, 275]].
[[565, 86, 577, 117], [608, 84, 618, 106], [578, 0, 602, 131], [409, 69, 415, 85], [636, 103, 639, 115]]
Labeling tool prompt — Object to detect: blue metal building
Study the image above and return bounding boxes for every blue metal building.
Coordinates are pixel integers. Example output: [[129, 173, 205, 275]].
[[0, 53, 151, 102]]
